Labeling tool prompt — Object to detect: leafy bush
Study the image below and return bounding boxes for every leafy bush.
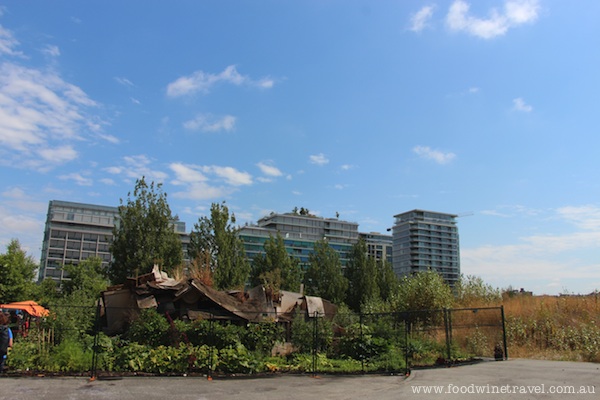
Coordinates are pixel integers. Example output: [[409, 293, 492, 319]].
[[332, 304, 359, 329], [290, 313, 333, 353], [6, 339, 50, 372], [217, 344, 259, 373], [50, 338, 93, 372], [126, 308, 170, 347], [455, 275, 501, 307], [112, 342, 191, 373], [241, 321, 284, 353], [7, 335, 93, 373], [406, 338, 446, 365], [183, 319, 244, 348], [336, 323, 389, 361], [110, 341, 261, 374], [465, 326, 489, 356], [392, 270, 454, 325], [44, 294, 98, 343]]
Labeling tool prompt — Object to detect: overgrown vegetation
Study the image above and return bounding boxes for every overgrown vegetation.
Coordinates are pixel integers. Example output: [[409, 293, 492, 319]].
[[503, 293, 600, 362], [7, 284, 600, 375]]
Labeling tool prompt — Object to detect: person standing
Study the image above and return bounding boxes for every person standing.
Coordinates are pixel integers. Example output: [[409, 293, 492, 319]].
[[0, 312, 13, 373]]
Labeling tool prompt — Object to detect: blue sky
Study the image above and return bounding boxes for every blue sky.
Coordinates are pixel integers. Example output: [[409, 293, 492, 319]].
[[1, 0, 599, 295]]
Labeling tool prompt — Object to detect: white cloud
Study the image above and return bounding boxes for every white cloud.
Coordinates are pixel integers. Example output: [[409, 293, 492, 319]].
[[202, 165, 252, 186], [166, 65, 275, 97], [409, 5, 435, 33], [104, 166, 122, 175], [183, 114, 236, 132], [463, 205, 600, 294], [105, 155, 169, 182], [2, 187, 27, 199], [100, 178, 115, 185], [513, 97, 533, 112], [412, 145, 456, 164], [169, 162, 208, 184], [42, 45, 60, 57], [169, 162, 250, 200], [0, 61, 103, 171], [59, 172, 93, 186], [38, 145, 78, 163], [257, 161, 283, 177], [340, 164, 355, 171], [480, 204, 542, 218], [462, 233, 600, 294], [0, 204, 44, 251], [256, 177, 272, 183], [0, 188, 46, 259], [96, 133, 120, 144], [556, 205, 600, 230], [446, 0, 540, 39], [505, 0, 541, 23], [309, 153, 329, 166], [256, 77, 275, 89], [115, 77, 134, 87], [172, 181, 233, 201], [0, 23, 23, 56]]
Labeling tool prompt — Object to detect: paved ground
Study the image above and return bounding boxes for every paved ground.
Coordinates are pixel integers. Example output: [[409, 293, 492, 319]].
[[0, 359, 598, 399]]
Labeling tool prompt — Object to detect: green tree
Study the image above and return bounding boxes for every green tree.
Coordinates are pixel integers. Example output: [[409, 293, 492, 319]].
[[108, 177, 182, 284], [0, 239, 37, 303], [35, 278, 60, 306], [250, 233, 302, 292], [344, 238, 379, 312], [304, 239, 348, 304], [376, 259, 399, 303], [454, 274, 501, 307], [62, 257, 108, 300], [392, 270, 454, 325], [40, 259, 109, 343], [188, 201, 249, 290]]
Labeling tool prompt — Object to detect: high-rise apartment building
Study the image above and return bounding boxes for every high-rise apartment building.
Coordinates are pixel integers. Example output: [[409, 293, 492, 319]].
[[238, 212, 360, 269], [360, 232, 393, 263], [38, 200, 119, 282], [38, 200, 189, 283], [391, 210, 460, 286], [38, 201, 460, 287]]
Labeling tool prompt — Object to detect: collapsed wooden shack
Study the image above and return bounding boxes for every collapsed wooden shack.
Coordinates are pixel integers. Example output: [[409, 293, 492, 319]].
[[101, 266, 337, 336]]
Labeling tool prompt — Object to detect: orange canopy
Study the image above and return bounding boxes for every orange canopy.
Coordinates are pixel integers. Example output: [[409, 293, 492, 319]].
[[0, 300, 49, 317]]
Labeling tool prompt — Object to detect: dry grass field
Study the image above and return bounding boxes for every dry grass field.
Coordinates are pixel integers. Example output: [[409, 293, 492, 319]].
[[500, 293, 600, 362]]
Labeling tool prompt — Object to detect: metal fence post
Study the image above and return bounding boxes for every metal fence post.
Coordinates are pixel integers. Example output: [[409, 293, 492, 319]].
[[312, 311, 318, 376], [501, 305, 508, 360], [90, 302, 101, 381], [208, 314, 214, 380], [404, 316, 410, 376], [359, 312, 365, 373], [443, 308, 451, 362]]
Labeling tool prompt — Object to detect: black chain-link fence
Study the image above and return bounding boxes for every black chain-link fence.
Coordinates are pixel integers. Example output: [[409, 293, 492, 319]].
[[5, 304, 507, 378]]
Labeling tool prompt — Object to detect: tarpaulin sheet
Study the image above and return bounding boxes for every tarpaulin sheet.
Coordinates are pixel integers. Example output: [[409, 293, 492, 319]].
[[0, 300, 50, 317]]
